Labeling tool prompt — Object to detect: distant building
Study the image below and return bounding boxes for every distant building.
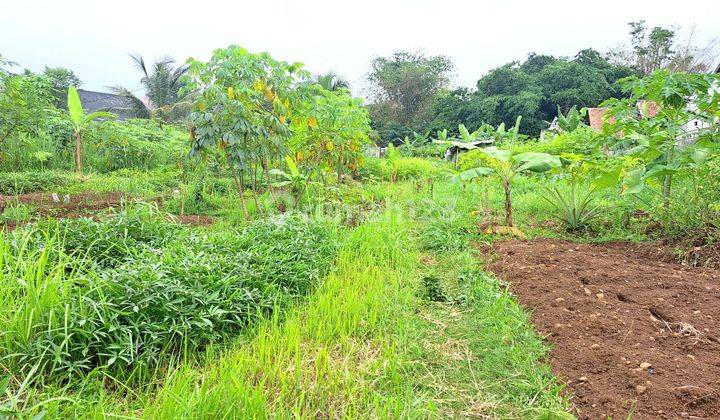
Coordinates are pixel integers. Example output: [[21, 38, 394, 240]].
[[77, 89, 136, 120]]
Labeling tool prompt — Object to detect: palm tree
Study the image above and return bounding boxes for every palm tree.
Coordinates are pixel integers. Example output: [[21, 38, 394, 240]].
[[110, 54, 188, 122], [315, 71, 350, 91]]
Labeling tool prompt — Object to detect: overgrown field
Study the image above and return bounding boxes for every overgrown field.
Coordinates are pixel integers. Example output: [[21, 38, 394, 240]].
[[1, 47, 719, 418]]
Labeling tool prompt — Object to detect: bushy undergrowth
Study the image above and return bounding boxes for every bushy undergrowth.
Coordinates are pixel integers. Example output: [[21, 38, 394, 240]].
[[0, 118, 188, 173], [0, 171, 74, 194], [416, 199, 473, 252], [1, 207, 339, 384], [360, 156, 443, 181]]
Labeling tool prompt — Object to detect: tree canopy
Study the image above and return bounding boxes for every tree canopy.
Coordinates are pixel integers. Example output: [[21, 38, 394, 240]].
[[365, 50, 453, 140]]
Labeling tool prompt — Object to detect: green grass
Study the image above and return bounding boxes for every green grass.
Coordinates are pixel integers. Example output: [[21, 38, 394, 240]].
[[144, 208, 426, 418]]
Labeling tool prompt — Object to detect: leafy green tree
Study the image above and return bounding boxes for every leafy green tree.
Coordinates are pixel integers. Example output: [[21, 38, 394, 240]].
[[366, 50, 453, 132], [427, 88, 473, 135], [519, 53, 559, 74], [111, 54, 188, 122], [67, 86, 115, 174], [464, 52, 631, 136], [609, 20, 718, 74], [315, 72, 350, 91], [0, 73, 53, 152], [290, 84, 371, 183], [629, 20, 676, 75], [536, 60, 614, 113], [42, 66, 82, 109], [184, 45, 307, 219], [603, 71, 720, 216]]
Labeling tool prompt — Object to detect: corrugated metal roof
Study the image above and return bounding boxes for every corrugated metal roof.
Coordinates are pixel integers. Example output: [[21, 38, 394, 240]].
[[77, 89, 136, 120]]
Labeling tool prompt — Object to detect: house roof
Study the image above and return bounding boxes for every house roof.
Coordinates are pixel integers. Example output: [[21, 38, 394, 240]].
[[77, 89, 136, 120], [715, 61, 720, 74]]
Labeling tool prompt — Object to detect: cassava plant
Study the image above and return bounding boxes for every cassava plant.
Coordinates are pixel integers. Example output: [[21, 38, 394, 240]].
[[184, 45, 308, 219], [290, 84, 370, 183]]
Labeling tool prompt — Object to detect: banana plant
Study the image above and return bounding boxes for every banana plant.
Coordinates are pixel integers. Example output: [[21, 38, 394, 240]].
[[500, 115, 523, 143], [67, 86, 115, 174], [434, 124, 491, 166], [556, 106, 587, 132], [433, 124, 480, 148], [454, 147, 560, 227], [270, 155, 315, 208]]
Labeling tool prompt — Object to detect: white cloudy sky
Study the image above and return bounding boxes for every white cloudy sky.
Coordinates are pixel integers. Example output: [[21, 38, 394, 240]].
[[2, 0, 718, 97]]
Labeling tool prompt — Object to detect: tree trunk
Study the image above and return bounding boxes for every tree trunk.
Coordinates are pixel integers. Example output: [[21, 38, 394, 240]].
[[233, 172, 250, 221], [663, 174, 671, 202], [261, 159, 279, 207], [503, 178, 513, 227], [250, 165, 263, 216], [74, 131, 83, 175], [662, 143, 675, 210]]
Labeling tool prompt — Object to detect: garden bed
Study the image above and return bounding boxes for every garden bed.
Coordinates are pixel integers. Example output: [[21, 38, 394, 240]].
[[0, 191, 215, 227], [487, 239, 720, 419]]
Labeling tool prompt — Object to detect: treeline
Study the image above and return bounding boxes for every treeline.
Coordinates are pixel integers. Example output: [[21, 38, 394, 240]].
[[365, 21, 719, 145]]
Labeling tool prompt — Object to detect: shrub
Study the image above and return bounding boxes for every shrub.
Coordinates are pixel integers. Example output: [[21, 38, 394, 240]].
[[84, 120, 187, 172], [0, 171, 74, 194], [360, 156, 443, 181]]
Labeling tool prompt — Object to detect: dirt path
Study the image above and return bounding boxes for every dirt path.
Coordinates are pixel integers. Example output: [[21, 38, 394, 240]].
[[487, 239, 720, 419]]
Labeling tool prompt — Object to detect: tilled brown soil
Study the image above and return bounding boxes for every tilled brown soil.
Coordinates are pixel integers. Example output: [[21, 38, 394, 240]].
[[487, 239, 720, 419]]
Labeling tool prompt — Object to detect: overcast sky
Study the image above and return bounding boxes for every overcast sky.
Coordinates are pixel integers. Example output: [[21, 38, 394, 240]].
[[2, 0, 718, 98]]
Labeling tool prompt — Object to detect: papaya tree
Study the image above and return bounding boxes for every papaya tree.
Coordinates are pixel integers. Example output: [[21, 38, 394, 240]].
[[456, 147, 560, 227], [67, 85, 115, 174], [184, 45, 308, 219]]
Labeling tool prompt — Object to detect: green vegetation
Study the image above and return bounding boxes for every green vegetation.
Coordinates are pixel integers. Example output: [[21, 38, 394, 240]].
[[0, 35, 719, 419]]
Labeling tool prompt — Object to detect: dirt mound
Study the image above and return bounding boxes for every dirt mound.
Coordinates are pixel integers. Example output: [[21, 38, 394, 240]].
[[487, 239, 720, 419]]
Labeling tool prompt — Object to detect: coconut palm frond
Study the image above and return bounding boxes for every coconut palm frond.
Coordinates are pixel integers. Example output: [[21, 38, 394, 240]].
[[331, 75, 350, 90], [315, 71, 350, 91], [129, 53, 149, 79], [108, 86, 151, 119], [114, 54, 190, 122]]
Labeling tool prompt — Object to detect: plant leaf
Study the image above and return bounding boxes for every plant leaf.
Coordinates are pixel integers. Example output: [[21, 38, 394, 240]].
[[513, 152, 561, 173], [67, 85, 84, 127]]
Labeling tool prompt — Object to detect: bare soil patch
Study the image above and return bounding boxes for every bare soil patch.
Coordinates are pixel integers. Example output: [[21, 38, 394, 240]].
[[487, 238, 720, 419], [0, 191, 128, 216], [0, 192, 213, 227]]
